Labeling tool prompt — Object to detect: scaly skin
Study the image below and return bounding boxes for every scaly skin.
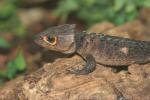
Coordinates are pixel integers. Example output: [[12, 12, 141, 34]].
[[34, 24, 150, 75], [77, 33, 150, 66]]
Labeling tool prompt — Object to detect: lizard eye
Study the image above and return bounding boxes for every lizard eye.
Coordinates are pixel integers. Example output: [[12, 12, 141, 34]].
[[43, 36, 57, 45]]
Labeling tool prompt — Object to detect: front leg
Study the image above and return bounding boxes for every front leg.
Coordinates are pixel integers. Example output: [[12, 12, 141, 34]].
[[68, 54, 96, 75]]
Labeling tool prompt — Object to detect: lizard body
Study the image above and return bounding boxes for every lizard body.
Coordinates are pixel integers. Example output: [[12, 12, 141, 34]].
[[34, 24, 150, 75]]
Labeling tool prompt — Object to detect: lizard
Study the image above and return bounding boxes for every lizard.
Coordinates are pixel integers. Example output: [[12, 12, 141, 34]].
[[34, 24, 150, 75]]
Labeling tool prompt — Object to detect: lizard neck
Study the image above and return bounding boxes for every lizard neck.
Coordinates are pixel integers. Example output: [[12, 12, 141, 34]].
[[74, 32, 86, 52], [76, 32, 99, 57]]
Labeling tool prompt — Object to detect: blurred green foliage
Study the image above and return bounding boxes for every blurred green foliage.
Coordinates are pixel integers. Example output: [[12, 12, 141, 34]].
[[0, 0, 26, 38], [6, 51, 26, 79], [54, 0, 150, 26], [0, 51, 26, 81], [0, 37, 11, 48], [0, 0, 27, 84]]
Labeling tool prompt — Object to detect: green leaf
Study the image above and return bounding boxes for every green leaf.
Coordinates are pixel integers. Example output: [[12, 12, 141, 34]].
[[114, 14, 126, 25], [0, 2, 16, 18], [54, 0, 79, 20], [81, 0, 96, 7], [15, 22, 26, 38], [0, 1, 27, 38], [127, 10, 138, 21], [0, 37, 10, 48], [114, 0, 127, 11], [54, 0, 149, 26], [6, 61, 17, 79], [6, 51, 26, 79], [14, 51, 26, 71], [125, 1, 136, 13], [142, 0, 150, 7]]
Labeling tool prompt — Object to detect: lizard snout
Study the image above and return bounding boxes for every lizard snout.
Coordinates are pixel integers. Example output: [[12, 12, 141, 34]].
[[33, 34, 43, 44]]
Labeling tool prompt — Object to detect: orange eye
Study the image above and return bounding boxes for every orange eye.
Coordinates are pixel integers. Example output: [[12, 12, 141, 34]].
[[43, 36, 57, 45]]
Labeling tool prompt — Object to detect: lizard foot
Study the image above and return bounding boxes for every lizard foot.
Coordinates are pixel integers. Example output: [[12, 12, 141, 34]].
[[66, 54, 96, 75]]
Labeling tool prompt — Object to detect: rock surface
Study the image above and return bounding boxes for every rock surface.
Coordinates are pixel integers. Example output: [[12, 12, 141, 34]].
[[0, 55, 150, 100]]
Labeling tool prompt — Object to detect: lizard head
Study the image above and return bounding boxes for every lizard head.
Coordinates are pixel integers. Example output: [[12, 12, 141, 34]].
[[34, 24, 76, 54]]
